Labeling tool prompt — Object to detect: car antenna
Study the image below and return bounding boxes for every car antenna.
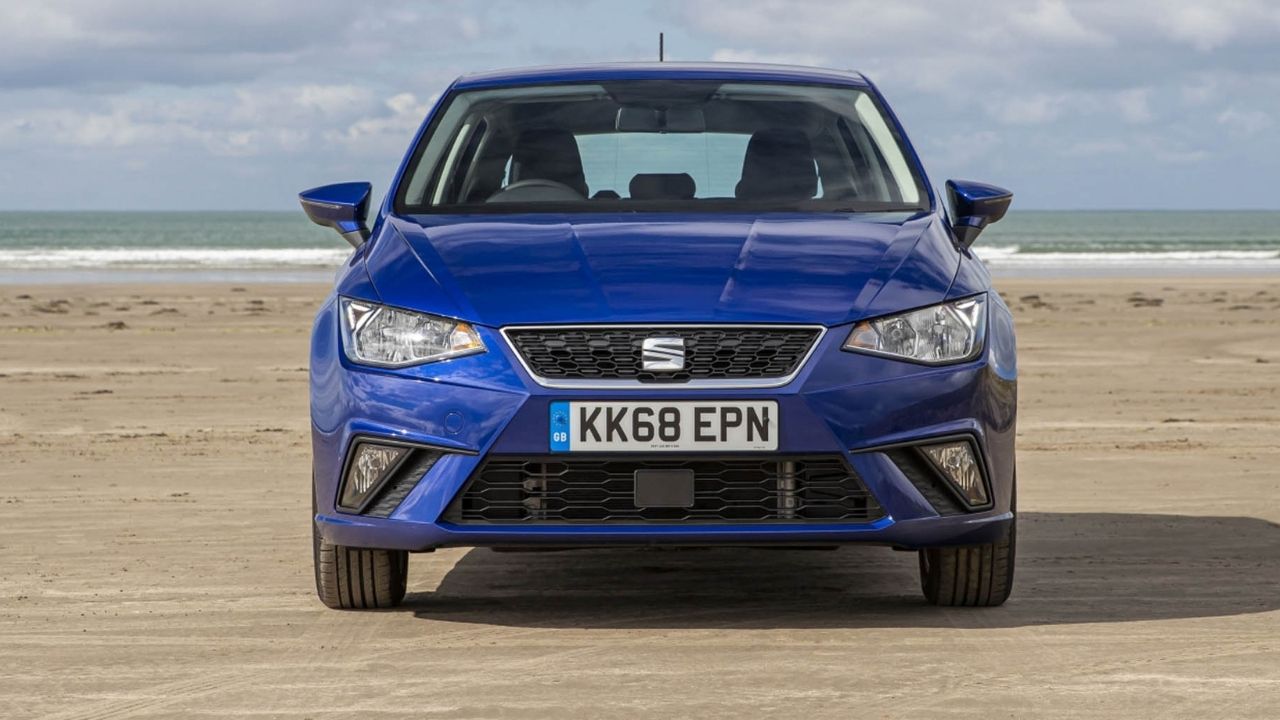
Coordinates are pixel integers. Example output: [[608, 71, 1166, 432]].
[[659, 32, 664, 62]]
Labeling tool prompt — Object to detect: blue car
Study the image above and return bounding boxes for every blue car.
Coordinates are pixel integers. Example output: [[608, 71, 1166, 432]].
[[301, 63, 1016, 609]]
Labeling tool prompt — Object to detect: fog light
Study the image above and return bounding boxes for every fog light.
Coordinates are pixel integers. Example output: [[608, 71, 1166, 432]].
[[921, 441, 988, 506], [339, 442, 408, 511]]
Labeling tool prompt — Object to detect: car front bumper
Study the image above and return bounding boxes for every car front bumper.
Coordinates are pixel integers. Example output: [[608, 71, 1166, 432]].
[[310, 297, 1017, 551]]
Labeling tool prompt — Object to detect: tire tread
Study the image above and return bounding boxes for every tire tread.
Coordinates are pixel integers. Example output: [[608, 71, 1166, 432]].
[[920, 517, 1015, 607], [314, 519, 407, 610]]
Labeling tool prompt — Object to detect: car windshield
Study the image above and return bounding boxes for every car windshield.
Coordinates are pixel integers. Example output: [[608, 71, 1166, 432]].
[[396, 80, 929, 214]]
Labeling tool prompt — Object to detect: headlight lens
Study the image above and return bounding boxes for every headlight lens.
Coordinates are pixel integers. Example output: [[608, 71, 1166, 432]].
[[843, 295, 987, 364], [340, 298, 485, 367]]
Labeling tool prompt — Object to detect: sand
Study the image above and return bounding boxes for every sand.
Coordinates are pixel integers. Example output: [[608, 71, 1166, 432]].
[[1, 277, 1278, 719]]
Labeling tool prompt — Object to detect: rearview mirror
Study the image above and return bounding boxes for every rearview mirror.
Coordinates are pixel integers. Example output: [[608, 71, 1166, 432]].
[[615, 106, 706, 133], [299, 182, 372, 248], [946, 179, 1012, 248]]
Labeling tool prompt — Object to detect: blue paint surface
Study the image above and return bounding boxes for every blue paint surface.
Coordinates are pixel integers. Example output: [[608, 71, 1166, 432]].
[[307, 63, 1017, 550]]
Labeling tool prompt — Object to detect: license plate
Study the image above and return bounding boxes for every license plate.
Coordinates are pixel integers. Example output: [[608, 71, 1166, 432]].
[[549, 401, 778, 452]]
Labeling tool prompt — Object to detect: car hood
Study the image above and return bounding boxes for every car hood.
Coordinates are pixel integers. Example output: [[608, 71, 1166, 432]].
[[373, 213, 958, 327]]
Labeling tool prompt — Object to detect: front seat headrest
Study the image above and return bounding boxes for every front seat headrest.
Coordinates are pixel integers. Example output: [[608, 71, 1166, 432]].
[[510, 129, 589, 197], [735, 129, 818, 202], [629, 173, 696, 200]]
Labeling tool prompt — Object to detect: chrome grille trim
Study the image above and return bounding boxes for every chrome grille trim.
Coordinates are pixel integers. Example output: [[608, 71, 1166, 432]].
[[499, 324, 828, 389]]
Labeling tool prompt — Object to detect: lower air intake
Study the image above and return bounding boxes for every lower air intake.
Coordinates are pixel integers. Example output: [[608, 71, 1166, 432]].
[[443, 456, 884, 524]]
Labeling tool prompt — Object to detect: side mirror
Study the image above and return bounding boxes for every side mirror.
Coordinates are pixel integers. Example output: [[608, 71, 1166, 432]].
[[299, 182, 372, 248], [946, 179, 1012, 248]]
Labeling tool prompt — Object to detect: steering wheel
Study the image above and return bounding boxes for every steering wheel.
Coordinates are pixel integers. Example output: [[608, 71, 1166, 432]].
[[486, 178, 585, 203]]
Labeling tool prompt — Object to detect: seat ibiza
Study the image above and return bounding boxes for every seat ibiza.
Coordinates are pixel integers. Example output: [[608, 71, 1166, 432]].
[[301, 63, 1017, 609]]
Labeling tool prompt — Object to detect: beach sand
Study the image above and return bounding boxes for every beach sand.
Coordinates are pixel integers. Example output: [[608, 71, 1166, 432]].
[[1, 278, 1278, 718]]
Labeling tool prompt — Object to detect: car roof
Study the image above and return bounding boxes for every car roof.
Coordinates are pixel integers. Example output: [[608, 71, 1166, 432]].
[[452, 62, 871, 90]]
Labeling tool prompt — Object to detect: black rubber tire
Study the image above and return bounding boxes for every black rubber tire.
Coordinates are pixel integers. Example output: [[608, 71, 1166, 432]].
[[313, 492, 408, 609], [919, 472, 1017, 607], [918, 515, 1015, 607]]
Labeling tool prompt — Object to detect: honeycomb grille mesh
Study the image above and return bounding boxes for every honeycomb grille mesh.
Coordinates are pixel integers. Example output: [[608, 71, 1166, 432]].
[[443, 456, 884, 524], [505, 326, 820, 383]]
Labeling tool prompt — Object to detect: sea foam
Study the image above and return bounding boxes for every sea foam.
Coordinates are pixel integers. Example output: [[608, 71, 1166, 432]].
[[0, 247, 352, 269], [1, 244, 1277, 272], [974, 245, 1280, 267]]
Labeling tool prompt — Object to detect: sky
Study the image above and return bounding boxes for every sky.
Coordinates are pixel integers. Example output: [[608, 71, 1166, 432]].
[[1, 0, 1278, 211]]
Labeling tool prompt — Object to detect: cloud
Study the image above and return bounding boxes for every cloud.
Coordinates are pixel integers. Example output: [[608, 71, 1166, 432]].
[[1060, 135, 1209, 165], [1158, 6, 1239, 51], [1142, 138, 1210, 165], [989, 87, 1150, 127], [1115, 88, 1153, 124], [670, 0, 1280, 96], [1179, 75, 1220, 106], [1061, 139, 1129, 157], [1009, 1, 1112, 47], [0, 0, 514, 91], [923, 130, 1000, 170], [329, 93, 438, 151], [293, 86, 379, 116], [0, 0, 356, 89], [671, 0, 1280, 207], [1217, 107, 1271, 135], [991, 93, 1069, 125], [1, 0, 1279, 209], [0, 83, 406, 158], [1153, 3, 1280, 52], [709, 49, 830, 67]]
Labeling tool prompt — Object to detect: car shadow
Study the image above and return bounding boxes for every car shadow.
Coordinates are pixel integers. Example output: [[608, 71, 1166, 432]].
[[404, 512, 1280, 629]]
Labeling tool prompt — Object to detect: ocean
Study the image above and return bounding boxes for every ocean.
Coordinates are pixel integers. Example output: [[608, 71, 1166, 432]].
[[0, 210, 1277, 283]]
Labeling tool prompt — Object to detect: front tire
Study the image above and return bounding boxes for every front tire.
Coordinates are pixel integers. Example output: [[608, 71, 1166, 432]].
[[313, 495, 407, 609], [918, 515, 1015, 607]]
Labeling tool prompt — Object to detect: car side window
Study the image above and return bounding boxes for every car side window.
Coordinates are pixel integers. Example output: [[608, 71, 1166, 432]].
[[853, 94, 919, 204], [434, 119, 491, 205]]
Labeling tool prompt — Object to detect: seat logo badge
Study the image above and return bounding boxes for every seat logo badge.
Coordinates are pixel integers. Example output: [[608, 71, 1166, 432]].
[[642, 337, 685, 372]]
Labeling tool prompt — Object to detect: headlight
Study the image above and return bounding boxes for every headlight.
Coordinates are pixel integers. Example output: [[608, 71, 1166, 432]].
[[843, 295, 986, 364], [340, 298, 485, 367]]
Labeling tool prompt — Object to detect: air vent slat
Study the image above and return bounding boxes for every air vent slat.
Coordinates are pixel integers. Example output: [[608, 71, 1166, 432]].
[[444, 455, 884, 524]]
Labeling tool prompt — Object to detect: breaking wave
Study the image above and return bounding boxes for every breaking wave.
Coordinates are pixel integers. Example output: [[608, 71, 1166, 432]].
[[0, 247, 352, 270], [974, 245, 1280, 268]]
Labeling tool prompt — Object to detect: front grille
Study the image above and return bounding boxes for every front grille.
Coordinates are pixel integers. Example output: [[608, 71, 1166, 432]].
[[504, 326, 821, 384], [443, 456, 884, 524]]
